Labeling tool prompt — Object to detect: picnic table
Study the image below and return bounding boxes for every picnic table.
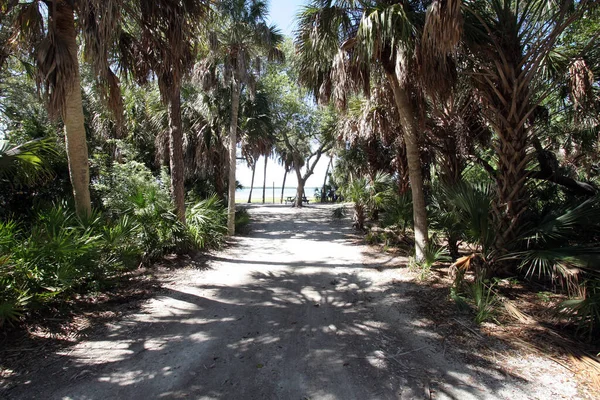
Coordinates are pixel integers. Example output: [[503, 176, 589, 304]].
[[285, 196, 309, 204]]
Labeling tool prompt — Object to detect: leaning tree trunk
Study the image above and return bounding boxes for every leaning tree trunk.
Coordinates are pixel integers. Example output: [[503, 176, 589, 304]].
[[321, 157, 332, 203], [396, 139, 410, 194], [262, 155, 268, 204], [57, 2, 92, 218], [294, 166, 305, 208], [168, 86, 186, 223], [227, 78, 241, 235], [280, 170, 287, 204], [247, 161, 256, 203], [386, 72, 429, 261]]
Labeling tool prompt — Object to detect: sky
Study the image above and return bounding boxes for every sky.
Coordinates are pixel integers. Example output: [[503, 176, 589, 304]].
[[235, 0, 332, 190]]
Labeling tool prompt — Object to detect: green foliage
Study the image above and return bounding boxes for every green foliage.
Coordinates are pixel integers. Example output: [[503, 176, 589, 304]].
[[468, 277, 499, 324], [410, 241, 451, 280], [331, 206, 347, 219], [381, 191, 413, 233], [234, 207, 251, 233], [341, 173, 394, 230], [504, 196, 600, 293], [93, 159, 172, 216], [187, 195, 228, 249], [557, 281, 600, 340], [342, 177, 369, 230], [429, 181, 495, 255], [0, 161, 229, 326]]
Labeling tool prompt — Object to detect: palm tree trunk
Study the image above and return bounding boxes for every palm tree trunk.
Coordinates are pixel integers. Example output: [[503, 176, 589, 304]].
[[262, 155, 268, 204], [57, 2, 91, 218], [280, 170, 287, 204], [247, 161, 256, 203], [168, 86, 186, 223], [396, 141, 410, 194], [386, 72, 428, 261], [321, 157, 332, 203], [227, 78, 241, 235]]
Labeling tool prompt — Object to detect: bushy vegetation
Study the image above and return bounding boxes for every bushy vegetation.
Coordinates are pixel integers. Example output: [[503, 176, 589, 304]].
[[0, 146, 229, 327], [1, 0, 599, 347]]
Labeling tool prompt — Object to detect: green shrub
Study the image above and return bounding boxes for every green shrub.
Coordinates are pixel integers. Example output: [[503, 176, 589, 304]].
[[468, 277, 499, 324], [1, 159, 228, 327], [557, 280, 600, 341], [235, 207, 251, 233], [331, 206, 346, 219], [187, 195, 227, 248], [94, 160, 190, 262]]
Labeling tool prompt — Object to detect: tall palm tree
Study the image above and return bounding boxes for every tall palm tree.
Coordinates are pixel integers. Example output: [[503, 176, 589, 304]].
[[296, 0, 429, 260], [118, 0, 209, 223], [5, 0, 121, 217], [209, 0, 283, 234], [275, 144, 294, 203], [422, 0, 596, 252], [240, 89, 274, 203]]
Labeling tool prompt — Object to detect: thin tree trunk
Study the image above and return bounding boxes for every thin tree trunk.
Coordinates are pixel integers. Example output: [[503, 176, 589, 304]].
[[262, 155, 268, 204], [321, 157, 332, 203], [294, 166, 304, 208], [227, 78, 241, 235], [247, 161, 256, 203], [280, 170, 287, 203], [386, 72, 428, 261], [168, 86, 185, 223], [57, 2, 91, 218]]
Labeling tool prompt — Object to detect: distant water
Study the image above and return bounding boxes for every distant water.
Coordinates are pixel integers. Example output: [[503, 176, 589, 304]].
[[237, 187, 321, 202]]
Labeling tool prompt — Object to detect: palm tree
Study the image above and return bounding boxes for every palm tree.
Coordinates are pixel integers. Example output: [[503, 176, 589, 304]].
[[240, 89, 274, 203], [422, 0, 596, 252], [275, 144, 294, 203], [208, 0, 283, 234], [296, 0, 430, 260], [6, 1, 112, 217], [118, 0, 208, 223]]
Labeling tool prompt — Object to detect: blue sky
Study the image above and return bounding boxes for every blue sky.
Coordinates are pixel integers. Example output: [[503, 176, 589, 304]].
[[237, 0, 332, 192], [267, 0, 307, 37]]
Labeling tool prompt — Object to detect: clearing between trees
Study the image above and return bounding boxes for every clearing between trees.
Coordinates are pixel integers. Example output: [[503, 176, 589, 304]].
[[0, 205, 591, 399]]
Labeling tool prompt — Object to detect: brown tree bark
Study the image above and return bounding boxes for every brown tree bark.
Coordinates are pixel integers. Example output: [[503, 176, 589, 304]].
[[56, 1, 92, 218], [247, 161, 256, 203], [168, 86, 186, 223], [386, 71, 429, 261], [280, 170, 287, 204], [294, 164, 305, 208], [227, 77, 241, 235]]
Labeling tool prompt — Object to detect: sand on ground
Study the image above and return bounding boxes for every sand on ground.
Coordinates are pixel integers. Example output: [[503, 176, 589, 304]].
[[3, 204, 582, 399]]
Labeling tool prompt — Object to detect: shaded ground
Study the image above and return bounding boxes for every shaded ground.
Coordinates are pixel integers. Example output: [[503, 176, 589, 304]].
[[0, 204, 585, 399]]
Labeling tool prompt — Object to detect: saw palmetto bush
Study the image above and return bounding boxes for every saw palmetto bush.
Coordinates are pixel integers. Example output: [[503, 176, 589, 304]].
[[430, 181, 495, 275], [505, 196, 600, 291], [186, 195, 228, 249], [342, 177, 370, 231], [381, 191, 413, 235], [557, 280, 600, 341], [93, 159, 192, 261], [0, 205, 130, 326]]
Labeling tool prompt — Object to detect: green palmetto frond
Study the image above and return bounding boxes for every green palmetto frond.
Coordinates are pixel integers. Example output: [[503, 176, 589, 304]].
[[0, 138, 57, 186], [7, 1, 126, 122], [296, 0, 420, 104]]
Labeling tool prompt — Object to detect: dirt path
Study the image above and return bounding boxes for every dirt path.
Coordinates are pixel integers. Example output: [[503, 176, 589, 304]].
[[3, 205, 581, 399]]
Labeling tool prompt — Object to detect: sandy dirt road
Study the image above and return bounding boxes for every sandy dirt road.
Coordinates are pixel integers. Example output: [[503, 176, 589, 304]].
[[3, 205, 580, 399]]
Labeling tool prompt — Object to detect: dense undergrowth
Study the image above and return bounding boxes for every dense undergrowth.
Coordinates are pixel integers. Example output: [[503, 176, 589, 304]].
[[0, 159, 232, 328], [341, 172, 600, 341]]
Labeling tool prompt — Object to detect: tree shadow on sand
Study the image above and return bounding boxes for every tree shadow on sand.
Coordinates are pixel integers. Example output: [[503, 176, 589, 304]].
[[4, 269, 531, 400]]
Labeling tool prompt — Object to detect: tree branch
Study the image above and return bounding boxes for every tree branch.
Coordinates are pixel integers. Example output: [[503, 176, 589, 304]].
[[530, 171, 597, 196]]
